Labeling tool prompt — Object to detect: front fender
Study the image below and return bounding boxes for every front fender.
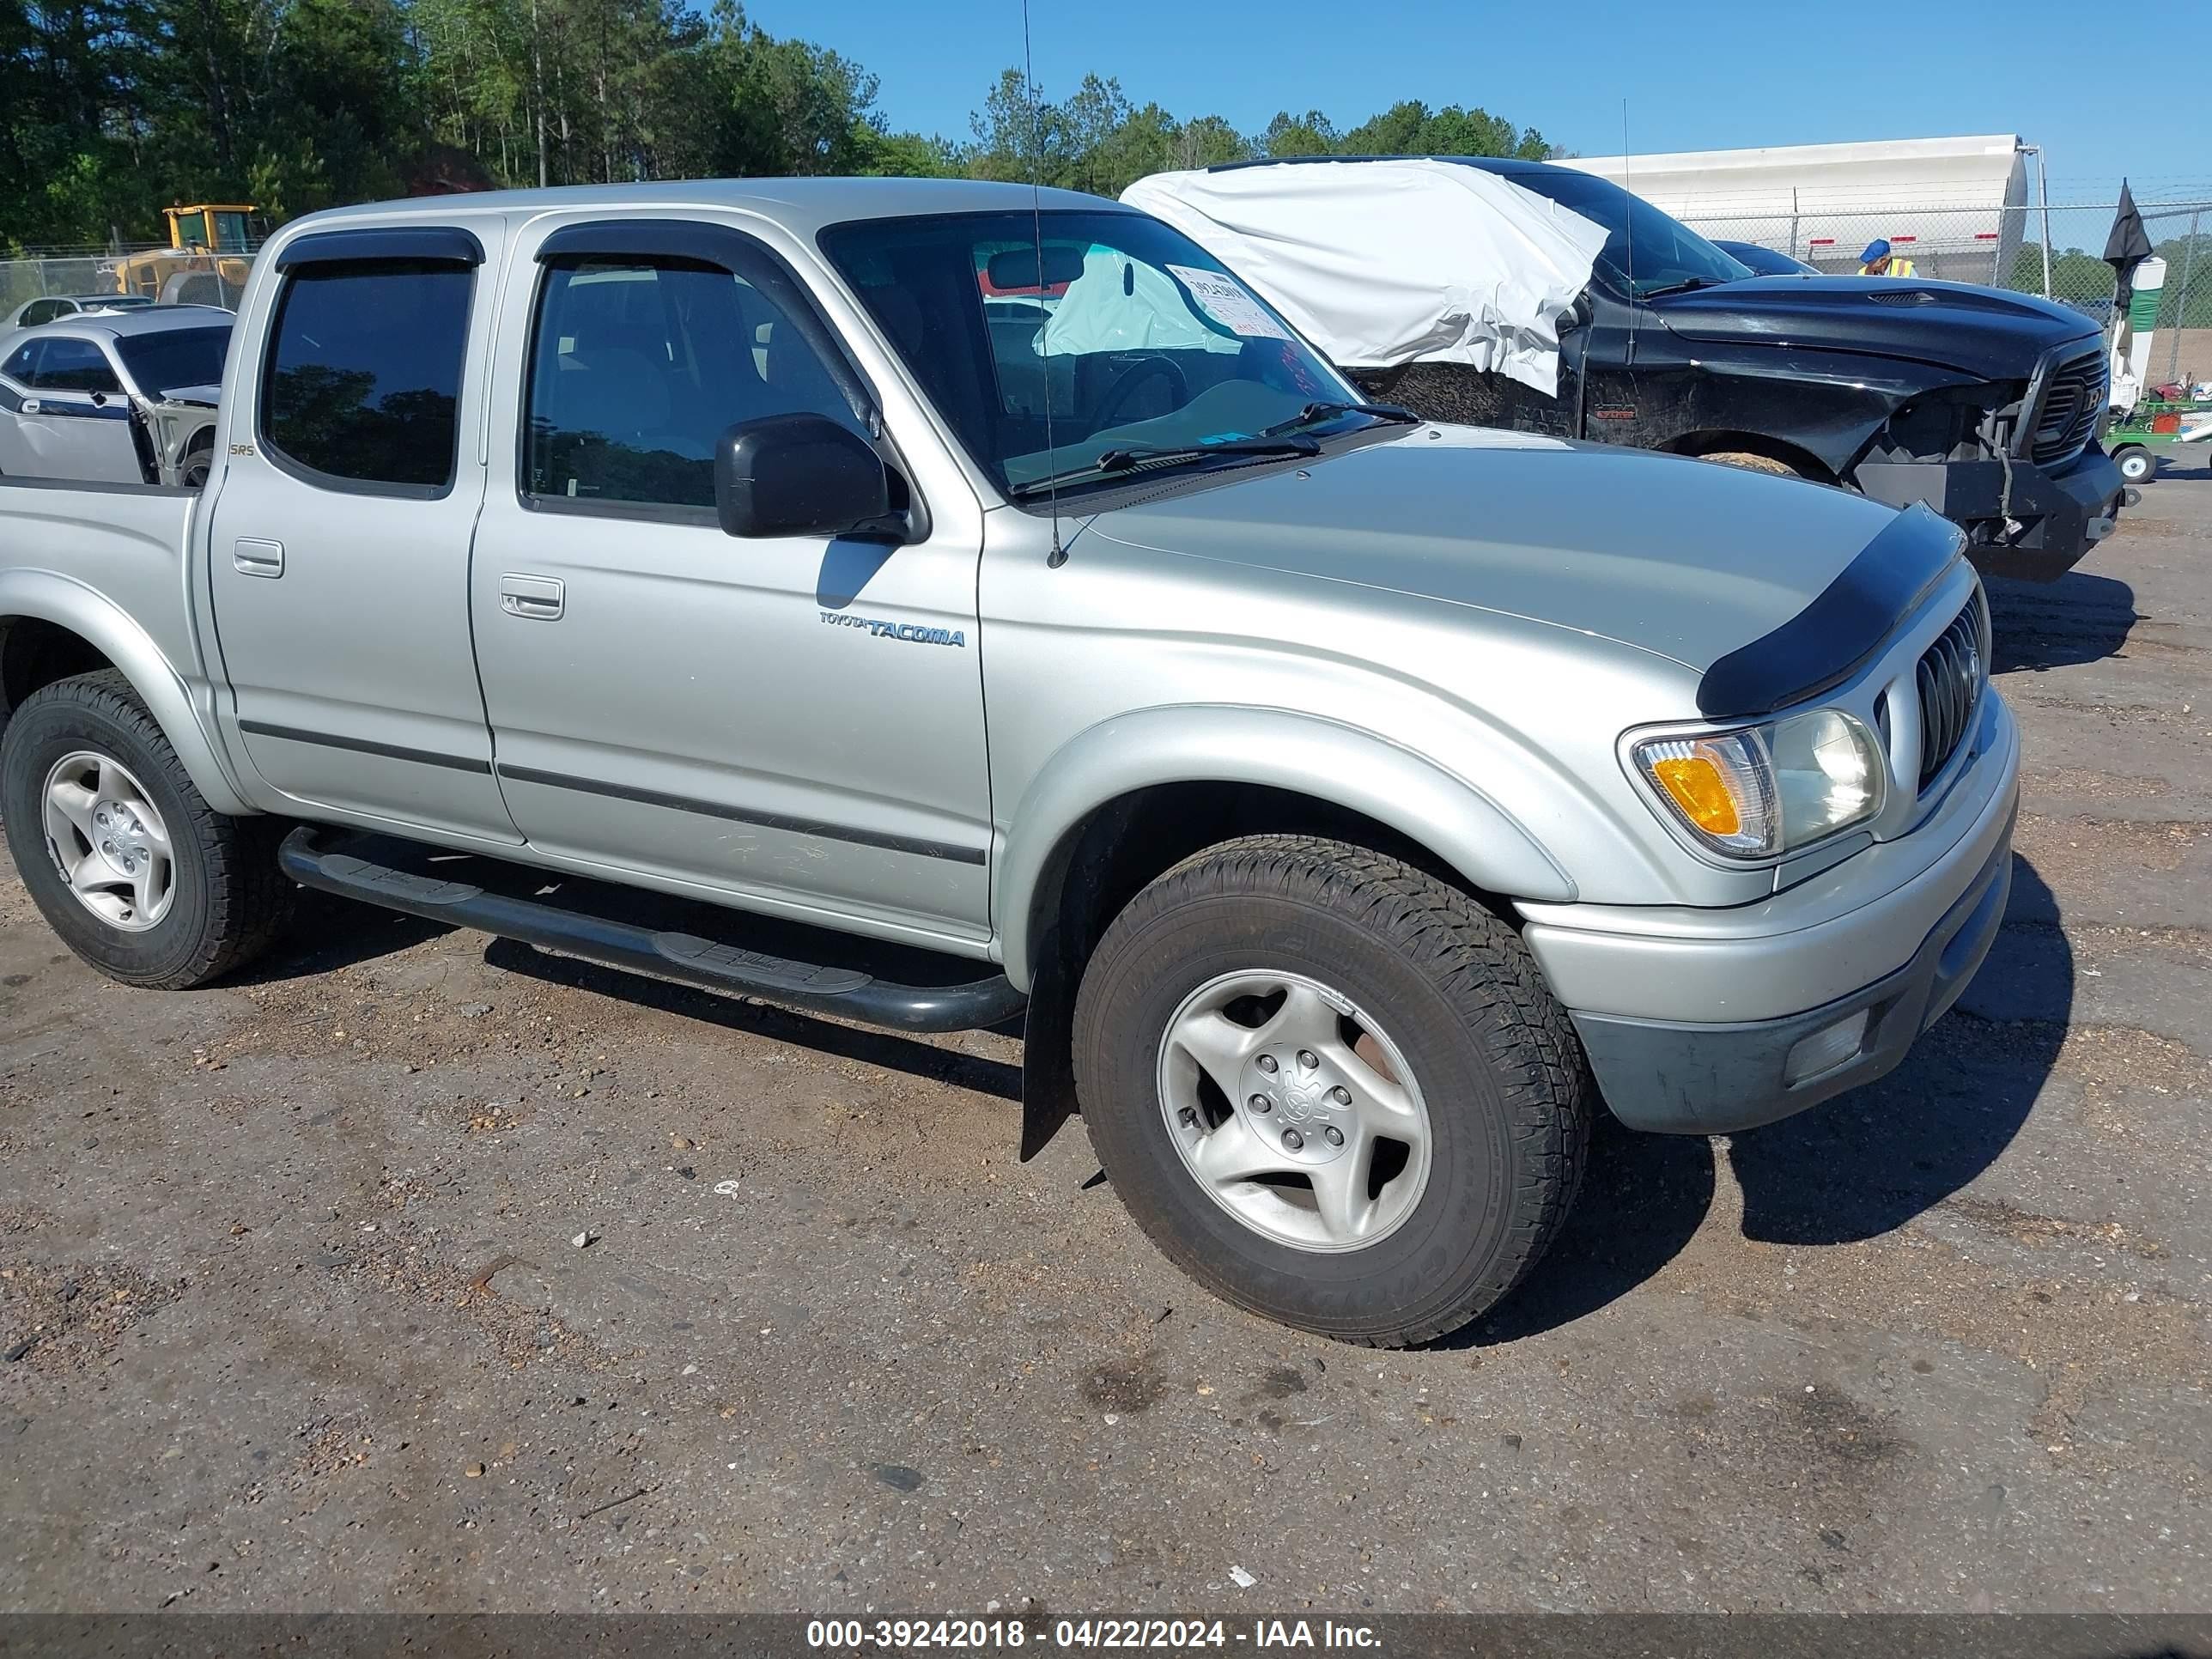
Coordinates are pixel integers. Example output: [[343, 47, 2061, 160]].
[[1680, 348, 1978, 477], [0, 567, 254, 816], [992, 703, 1575, 990]]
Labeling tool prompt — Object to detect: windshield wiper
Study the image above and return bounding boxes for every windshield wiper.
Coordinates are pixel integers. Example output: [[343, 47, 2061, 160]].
[[1259, 398, 1419, 436], [1097, 435, 1321, 471], [1638, 276, 1733, 299], [1006, 434, 1322, 500]]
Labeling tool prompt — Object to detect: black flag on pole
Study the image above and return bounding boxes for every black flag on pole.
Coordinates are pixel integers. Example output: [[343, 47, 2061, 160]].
[[2104, 179, 2154, 319]]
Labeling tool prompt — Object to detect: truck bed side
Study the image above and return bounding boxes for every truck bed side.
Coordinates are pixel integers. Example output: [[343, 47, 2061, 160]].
[[0, 476, 248, 813]]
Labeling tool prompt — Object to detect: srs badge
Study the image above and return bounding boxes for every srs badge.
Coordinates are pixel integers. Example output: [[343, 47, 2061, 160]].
[[820, 611, 967, 647]]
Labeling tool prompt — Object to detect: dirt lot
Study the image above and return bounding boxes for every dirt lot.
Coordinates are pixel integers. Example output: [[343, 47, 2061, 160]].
[[2, 459, 2209, 1616]]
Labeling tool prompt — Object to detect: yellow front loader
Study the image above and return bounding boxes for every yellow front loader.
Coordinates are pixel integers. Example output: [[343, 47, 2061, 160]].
[[104, 204, 264, 306]]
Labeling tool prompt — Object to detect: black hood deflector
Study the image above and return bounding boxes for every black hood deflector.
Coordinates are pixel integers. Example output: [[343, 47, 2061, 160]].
[[1698, 503, 1963, 720]]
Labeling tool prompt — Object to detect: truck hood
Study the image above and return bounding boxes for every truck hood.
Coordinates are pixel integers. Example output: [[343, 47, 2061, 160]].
[[1650, 276, 2101, 381], [1083, 426, 1937, 676]]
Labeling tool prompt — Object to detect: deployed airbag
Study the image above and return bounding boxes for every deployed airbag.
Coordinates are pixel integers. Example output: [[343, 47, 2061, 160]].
[[1121, 161, 1609, 395]]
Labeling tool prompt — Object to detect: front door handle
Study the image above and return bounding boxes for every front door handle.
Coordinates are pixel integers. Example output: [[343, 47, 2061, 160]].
[[499, 573, 565, 621], [233, 537, 284, 578]]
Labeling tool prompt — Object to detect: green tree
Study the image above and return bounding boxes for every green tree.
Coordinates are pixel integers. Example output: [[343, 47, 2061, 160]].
[[1261, 108, 1336, 159]]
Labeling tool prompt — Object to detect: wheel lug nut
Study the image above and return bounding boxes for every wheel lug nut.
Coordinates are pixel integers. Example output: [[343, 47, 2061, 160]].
[[1178, 1107, 1198, 1128], [1248, 1094, 1271, 1113], [1297, 1050, 1318, 1070], [1281, 1129, 1304, 1152], [1329, 1085, 1352, 1106], [1255, 1054, 1278, 1073], [1324, 1126, 1344, 1146]]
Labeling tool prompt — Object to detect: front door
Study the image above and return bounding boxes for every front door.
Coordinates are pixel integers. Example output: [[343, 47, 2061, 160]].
[[206, 222, 519, 842], [468, 216, 992, 944]]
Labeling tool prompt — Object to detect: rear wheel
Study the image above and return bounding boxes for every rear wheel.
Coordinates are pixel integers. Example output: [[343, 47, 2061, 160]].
[[0, 671, 292, 988], [1072, 835, 1589, 1347], [2115, 444, 2154, 485]]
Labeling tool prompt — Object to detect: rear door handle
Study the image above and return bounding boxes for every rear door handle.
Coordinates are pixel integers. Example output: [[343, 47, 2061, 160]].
[[233, 537, 284, 578], [20, 398, 40, 414], [500, 573, 565, 621]]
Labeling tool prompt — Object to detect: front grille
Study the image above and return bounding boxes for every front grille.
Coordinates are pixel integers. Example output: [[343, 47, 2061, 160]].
[[1915, 589, 1989, 788], [2028, 349, 2108, 466]]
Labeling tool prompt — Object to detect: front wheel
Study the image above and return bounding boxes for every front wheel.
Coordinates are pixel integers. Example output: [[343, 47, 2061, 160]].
[[2114, 444, 2154, 485], [1701, 450, 1802, 477], [1072, 836, 1589, 1347], [0, 671, 292, 988]]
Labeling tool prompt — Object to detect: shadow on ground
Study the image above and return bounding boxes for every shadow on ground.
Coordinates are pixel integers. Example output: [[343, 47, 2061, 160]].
[[483, 933, 1023, 1104], [228, 838, 2069, 1347], [1471, 854, 2069, 1343], [1986, 569, 2140, 673]]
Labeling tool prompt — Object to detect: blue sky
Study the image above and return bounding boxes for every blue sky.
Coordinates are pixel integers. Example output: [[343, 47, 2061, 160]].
[[744, 0, 2211, 206]]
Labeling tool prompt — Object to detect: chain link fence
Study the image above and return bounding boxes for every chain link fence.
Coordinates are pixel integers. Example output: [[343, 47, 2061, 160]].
[[2, 247, 252, 319], [1682, 198, 2212, 387], [7, 195, 2209, 386]]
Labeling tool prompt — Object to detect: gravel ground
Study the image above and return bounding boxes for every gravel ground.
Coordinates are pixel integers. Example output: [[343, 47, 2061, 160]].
[[2, 459, 2208, 1616]]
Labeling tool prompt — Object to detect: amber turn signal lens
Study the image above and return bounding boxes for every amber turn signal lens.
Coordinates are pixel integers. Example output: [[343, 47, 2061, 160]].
[[1650, 754, 1742, 836]]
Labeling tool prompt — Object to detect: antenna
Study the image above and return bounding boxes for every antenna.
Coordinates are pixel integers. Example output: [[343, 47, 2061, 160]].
[[1621, 98, 1636, 366], [1021, 0, 1066, 568]]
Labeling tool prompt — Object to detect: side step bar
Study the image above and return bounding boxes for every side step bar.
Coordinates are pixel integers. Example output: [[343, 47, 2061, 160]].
[[277, 826, 1026, 1035]]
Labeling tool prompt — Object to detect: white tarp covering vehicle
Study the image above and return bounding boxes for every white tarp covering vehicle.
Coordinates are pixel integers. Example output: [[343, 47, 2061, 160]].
[[1121, 159, 1609, 394]]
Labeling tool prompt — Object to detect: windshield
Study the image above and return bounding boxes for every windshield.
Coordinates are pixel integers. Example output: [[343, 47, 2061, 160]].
[[1483, 167, 1752, 297], [114, 325, 231, 399], [819, 210, 1366, 497]]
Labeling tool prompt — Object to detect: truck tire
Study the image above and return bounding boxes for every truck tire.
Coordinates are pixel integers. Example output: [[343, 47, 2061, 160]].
[[1071, 835, 1589, 1346], [2114, 445, 2154, 485], [1702, 450, 1800, 477], [0, 670, 292, 988]]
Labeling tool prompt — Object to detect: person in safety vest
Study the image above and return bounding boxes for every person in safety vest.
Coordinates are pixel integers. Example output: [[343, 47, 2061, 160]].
[[1858, 238, 1917, 277]]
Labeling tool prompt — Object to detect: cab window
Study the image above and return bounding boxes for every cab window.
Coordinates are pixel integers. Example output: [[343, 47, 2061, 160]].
[[523, 254, 863, 513]]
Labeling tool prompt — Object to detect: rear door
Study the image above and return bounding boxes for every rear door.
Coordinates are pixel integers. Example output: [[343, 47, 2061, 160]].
[[206, 223, 520, 842]]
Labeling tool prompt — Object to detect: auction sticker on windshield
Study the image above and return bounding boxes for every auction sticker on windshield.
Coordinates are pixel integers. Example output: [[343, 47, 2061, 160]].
[[1167, 265, 1290, 340]]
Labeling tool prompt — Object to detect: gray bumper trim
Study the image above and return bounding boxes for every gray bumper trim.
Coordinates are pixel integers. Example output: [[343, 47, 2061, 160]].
[[1573, 806, 2014, 1135]]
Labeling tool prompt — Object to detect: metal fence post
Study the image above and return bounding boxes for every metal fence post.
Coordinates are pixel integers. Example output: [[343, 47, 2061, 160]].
[[2172, 209, 2200, 386], [2034, 149, 2054, 301]]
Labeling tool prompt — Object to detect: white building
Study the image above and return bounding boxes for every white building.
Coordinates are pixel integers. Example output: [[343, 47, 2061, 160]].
[[1557, 135, 2033, 283]]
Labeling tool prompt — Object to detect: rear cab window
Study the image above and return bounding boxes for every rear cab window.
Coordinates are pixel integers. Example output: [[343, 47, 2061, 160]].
[[258, 254, 475, 495]]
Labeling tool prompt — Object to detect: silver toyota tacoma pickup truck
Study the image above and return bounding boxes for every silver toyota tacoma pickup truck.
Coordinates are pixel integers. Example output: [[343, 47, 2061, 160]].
[[0, 179, 2018, 1347]]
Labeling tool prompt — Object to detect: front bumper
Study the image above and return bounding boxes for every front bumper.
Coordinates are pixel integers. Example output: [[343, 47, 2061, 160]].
[[1855, 446, 2124, 582], [1521, 692, 2019, 1135]]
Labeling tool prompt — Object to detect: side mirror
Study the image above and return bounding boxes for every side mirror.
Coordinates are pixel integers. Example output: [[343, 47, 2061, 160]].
[[714, 413, 896, 541]]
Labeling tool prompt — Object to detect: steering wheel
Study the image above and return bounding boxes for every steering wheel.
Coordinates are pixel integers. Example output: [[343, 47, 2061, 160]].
[[1091, 356, 1188, 433]]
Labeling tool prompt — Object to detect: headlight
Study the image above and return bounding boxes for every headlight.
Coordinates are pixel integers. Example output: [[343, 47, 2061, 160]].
[[1632, 708, 1885, 860]]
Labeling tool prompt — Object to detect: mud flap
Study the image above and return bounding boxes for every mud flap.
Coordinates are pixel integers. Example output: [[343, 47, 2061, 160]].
[[1018, 924, 1081, 1161]]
